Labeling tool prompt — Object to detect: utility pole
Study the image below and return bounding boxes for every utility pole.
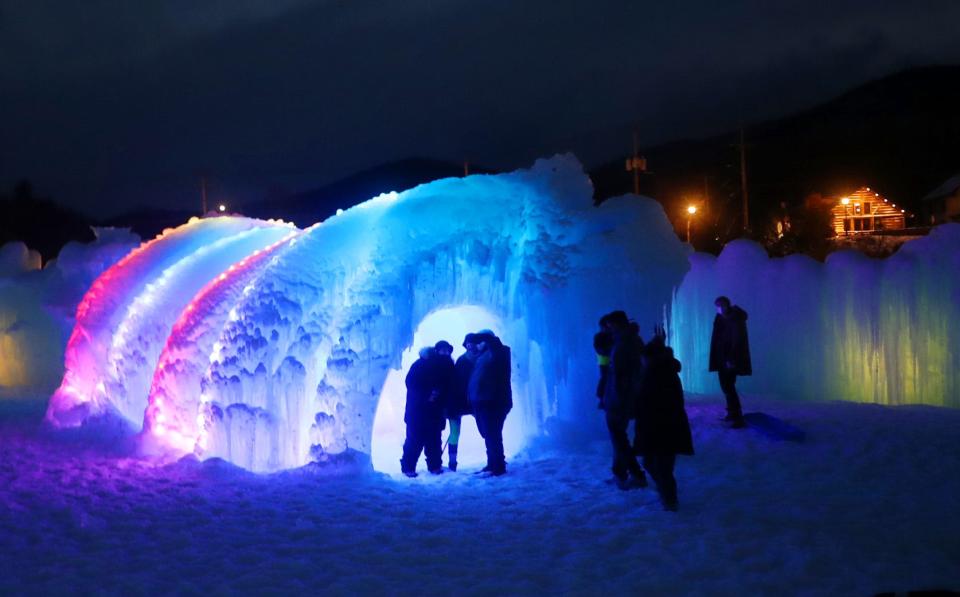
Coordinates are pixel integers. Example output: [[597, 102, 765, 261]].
[[625, 130, 647, 195], [463, 160, 470, 177], [200, 176, 208, 215], [737, 126, 749, 232]]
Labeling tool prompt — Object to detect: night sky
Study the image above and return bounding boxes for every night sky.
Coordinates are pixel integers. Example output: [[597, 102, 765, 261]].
[[3, 0, 960, 217]]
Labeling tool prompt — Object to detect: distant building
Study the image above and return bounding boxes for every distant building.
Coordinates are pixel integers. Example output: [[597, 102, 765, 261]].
[[922, 174, 960, 225], [831, 187, 907, 235]]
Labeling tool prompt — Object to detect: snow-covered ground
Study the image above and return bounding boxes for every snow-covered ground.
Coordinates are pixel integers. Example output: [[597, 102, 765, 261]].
[[1, 394, 958, 596]]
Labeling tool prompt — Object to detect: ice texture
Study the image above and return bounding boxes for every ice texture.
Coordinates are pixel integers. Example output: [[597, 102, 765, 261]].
[[47, 217, 297, 429], [1, 231, 140, 392], [668, 223, 960, 407], [136, 155, 689, 471]]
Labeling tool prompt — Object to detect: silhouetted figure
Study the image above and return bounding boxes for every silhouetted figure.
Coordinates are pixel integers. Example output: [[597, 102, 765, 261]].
[[468, 330, 512, 476], [400, 347, 448, 477], [448, 334, 479, 471], [593, 318, 615, 410], [600, 311, 648, 490], [635, 326, 694, 511], [709, 296, 752, 428]]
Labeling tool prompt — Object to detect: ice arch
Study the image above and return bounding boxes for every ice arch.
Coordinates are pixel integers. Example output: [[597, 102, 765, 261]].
[[46, 217, 298, 429], [370, 305, 533, 473], [138, 155, 689, 472]]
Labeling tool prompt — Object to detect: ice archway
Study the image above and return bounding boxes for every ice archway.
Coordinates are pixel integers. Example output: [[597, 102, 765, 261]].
[[47, 155, 690, 472], [370, 305, 532, 473]]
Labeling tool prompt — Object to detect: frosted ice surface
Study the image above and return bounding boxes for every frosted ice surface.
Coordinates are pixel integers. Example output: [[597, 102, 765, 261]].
[[2, 233, 140, 391], [668, 223, 960, 407], [47, 217, 297, 428], [46, 156, 689, 472], [149, 155, 689, 471]]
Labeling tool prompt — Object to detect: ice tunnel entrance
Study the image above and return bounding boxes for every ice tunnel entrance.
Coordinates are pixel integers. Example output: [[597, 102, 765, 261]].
[[371, 306, 527, 474]]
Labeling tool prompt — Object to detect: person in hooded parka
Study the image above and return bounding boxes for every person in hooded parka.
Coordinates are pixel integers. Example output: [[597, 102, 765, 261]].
[[400, 346, 447, 477]]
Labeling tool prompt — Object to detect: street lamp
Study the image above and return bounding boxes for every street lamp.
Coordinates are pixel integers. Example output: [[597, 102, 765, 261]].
[[686, 205, 698, 244], [218, 204, 227, 213]]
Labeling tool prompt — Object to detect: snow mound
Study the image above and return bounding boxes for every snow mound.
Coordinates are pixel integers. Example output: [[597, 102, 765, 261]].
[[0, 242, 41, 276]]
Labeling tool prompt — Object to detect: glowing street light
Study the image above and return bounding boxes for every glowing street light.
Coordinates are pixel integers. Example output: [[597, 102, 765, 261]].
[[686, 205, 698, 244], [218, 204, 227, 213]]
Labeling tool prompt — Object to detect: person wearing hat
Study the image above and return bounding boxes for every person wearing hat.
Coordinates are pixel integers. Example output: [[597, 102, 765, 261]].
[[447, 334, 479, 471], [600, 310, 648, 490], [400, 346, 450, 477], [468, 330, 513, 476]]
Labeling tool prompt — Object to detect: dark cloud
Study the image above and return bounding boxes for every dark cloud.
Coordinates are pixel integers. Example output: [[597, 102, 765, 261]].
[[2, 0, 959, 216]]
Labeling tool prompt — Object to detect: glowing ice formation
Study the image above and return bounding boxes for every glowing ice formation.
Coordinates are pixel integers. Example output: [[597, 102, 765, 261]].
[[162, 156, 687, 472], [47, 217, 298, 428], [46, 156, 690, 472], [37, 157, 960, 475], [668, 224, 960, 407]]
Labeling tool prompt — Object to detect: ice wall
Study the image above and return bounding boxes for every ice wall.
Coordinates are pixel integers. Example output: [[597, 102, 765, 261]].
[[1, 232, 140, 392], [47, 217, 297, 428], [143, 229, 302, 454], [668, 224, 960, 407], [144, 155, 689, 472]]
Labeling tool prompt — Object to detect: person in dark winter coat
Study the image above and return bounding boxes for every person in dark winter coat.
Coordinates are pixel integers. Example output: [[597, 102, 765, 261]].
[[446, 336, 477, 471], [600, 310, 648, 490], [400, 347, 448, 477], [468, 330, 512, 476], [635, 325, 693, 511], [708, 296, 752, 428]]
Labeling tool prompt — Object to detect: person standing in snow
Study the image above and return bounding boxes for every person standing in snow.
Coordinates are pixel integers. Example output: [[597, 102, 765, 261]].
[[468, 330, 512, 476], [709, 296, 752, 428], [600, 310, 648, 490], [635, 325, 693, 511], [400, 346, 447, 477], [447, 334, 479, 471]]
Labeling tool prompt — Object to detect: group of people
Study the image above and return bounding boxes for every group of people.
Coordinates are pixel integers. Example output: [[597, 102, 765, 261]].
[[594, 310, 693, 511], [399, 295, 752, 512], [400, 330, 512, 478], [593, 296, 751, 511]]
